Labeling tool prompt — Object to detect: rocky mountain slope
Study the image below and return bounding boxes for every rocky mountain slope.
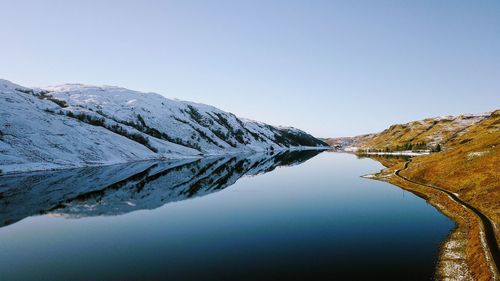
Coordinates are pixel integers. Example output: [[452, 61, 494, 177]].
[[0, 79, 326, 174]]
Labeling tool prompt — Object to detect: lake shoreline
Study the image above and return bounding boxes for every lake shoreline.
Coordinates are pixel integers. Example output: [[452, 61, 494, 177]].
[[366, 161, 498, 281]]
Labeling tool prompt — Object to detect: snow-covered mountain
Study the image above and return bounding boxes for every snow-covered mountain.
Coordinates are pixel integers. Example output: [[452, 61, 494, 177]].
[[0, 79, 327, 174]]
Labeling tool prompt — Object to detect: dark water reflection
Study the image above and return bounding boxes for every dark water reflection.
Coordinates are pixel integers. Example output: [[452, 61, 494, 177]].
[[0, 151, 453, 281], [0, 150, 321, 225]]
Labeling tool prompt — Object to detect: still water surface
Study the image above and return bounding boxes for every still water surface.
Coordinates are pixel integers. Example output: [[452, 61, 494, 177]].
[[0, 151, 453, 280]]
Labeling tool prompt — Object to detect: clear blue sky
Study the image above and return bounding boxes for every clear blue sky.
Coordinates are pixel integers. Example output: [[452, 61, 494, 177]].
[[1, 0, 499, 137]]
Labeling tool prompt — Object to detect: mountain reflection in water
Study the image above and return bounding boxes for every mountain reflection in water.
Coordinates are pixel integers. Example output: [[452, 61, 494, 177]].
[[0, 150, 322, 227]]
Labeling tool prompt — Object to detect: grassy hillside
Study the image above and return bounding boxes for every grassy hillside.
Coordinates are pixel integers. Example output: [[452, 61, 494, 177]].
[[400, 110, 500, 228], [353, 113, 489, 152]]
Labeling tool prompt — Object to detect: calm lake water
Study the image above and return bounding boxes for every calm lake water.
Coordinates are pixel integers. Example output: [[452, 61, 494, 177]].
[[0, 151, 453, 281]]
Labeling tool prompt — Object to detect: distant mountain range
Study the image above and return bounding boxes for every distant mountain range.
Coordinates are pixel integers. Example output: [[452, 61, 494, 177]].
[[0, 79, 327, 174]]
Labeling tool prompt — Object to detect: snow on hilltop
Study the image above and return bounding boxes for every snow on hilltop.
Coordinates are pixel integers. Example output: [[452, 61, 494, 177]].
[[0, 79, 327, 174]]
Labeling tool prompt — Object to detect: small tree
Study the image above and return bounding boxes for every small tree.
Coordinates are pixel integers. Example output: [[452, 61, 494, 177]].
[[137, 114, 146, 127]]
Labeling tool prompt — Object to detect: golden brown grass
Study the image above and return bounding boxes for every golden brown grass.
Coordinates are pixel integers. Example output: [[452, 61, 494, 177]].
[[401, 110, 500, 241], [372, 162, 496, 281], [357, 113, 488, 151], [364, 110, 500, 280]]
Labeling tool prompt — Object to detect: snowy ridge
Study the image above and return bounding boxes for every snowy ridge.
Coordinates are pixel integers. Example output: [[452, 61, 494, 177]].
[[0, 79, 327, 174]]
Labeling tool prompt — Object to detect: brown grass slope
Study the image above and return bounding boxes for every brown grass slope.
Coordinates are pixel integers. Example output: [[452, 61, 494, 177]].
[[356, 113, 489, 151], [401, 110, 500, 238], [364, 110, 499, 280]]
